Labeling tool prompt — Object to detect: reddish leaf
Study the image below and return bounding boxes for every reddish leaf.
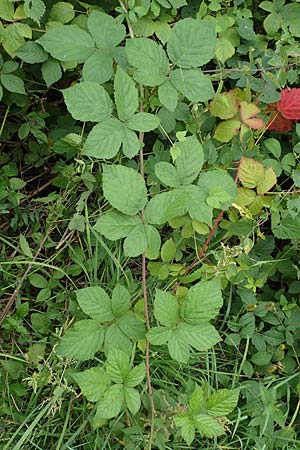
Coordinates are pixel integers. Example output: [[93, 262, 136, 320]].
[[277, 88, 300, 120], [240, 101, 264, 130], [267, 111, 293, 132]]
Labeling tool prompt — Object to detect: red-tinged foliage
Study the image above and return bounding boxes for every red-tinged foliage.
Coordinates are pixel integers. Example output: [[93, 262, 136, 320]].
[[277, 88, 300, 120], [267, 111, 293, 132], [266, 88, 300, 132]]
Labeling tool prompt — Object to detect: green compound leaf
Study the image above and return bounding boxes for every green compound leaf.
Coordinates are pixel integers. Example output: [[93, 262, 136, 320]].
[[57, 319, 104, 361], [94, 210, 140, 240], [158, 80, 178, 112], [102, 165, 147, 216], [114, 66, 138, 122], [82, 50, 113, 84], [76, 286, 113, 322], [154, 289, 180, 328], [197, 170, 237, 210], [170, 69, 214, 103], [72, 366, 111, 402], [167, 18, 216, 68], [184, 279, 223, 324], [206, 388, 239, 416], [126, 112, 160, 132], [83, 119, 123, 159], [38, 25, 95, 61], [87, 10, 126, 49], [126, 37, 168, 86], [63, 82, 113, 122]]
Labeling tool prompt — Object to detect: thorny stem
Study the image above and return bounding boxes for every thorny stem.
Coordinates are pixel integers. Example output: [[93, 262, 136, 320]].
[[118, 2, 156, 446]]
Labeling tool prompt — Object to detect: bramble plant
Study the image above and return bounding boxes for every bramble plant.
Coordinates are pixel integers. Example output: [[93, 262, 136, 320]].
[[1, 1, 300, 449]]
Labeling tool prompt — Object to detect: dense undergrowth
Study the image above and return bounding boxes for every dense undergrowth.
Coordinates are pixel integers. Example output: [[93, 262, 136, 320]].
[[1, 0, 300, 449]]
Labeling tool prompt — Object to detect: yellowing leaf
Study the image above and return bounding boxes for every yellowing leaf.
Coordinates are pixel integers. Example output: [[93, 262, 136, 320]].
[[257, 166, 277, 194], [238, 157, 265, 188], [214, 118, 240, 142], [210, 91, 238, 119]]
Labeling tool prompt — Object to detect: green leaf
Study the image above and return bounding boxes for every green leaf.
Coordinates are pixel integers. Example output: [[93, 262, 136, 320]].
[[0, 0, 14, 21], [124, 386, 141, 414], [158, 80, 178, 112], [170, 69, 214, 103], [94, 210, 140, 240], [197, 170, 237, 210], [87, 10, 126, 49], [15, 41, 48, 63], [125, 363, 145, 388], [174, 136, 204, 184], [24, 0, 45, 25], [83, 119, 123, 159], [114, 66, 138, 122], [184, 279, 223, 324], [262, 138, 281, 159], [194, 414, 225, 437], [272, 213, 300, 239], [174, 415, 195, 445], [102, 164, 147, 215], [178, 322, 221, 351], [96, 384, 124, 419], [147, 326, 172, 345], [122, 126, 140, 158], [207, 389, 239, 416], [111, 284, 130, 318], [76, 286, 113, 322], [215, 37, 235, 63], [19, 234, 33, 258], [144, 190, 186, 225], [117, 316, 145, 340], [214, 118, 240, 142], [154, 289, 180, 328], [104, 323, 132, 354], [168, 329, 190, 363], [82, 50, 113, 84], [155, 162, 179, 188], [49, 1, 75, 24], [29, 273, 47, 288], [72, 366, 111, 402], [126, 112, 159, 132], [38, 25, 95, 61], [189, 385, 205, 415], [41, 58, 62, 86], [182, 185, 213, 225], [0, 74, 25, 94], [58, 319, 104, 361], [126, 38, 168, 86], [63, 82, 113, 123], [167, 18, 216, 68], [145, 224, 161, 259], [106, 349, 130, 383], [238, 157, 265, 188], [161, 238, 176, 263], [264, 12, 281, 35]]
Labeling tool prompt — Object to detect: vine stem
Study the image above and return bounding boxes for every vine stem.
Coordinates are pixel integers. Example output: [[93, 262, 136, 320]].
[[118, 1, 156, 445]]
